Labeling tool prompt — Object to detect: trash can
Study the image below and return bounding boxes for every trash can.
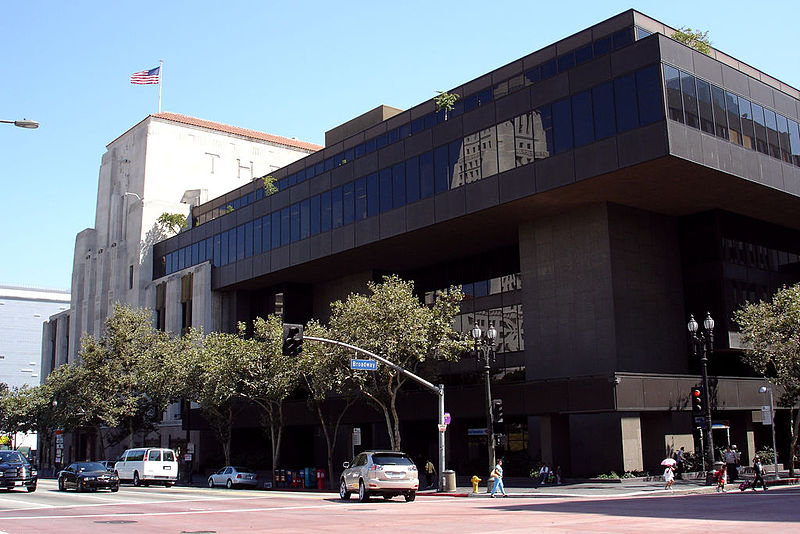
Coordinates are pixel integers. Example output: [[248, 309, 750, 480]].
[[441, 470, 456, 492]]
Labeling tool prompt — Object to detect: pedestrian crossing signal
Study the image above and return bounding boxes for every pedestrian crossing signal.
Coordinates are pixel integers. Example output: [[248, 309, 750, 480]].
[[282, 323, 303, 356]]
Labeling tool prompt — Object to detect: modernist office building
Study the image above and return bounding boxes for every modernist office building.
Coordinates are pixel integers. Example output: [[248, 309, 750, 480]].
[[153, 10, 800, 475]]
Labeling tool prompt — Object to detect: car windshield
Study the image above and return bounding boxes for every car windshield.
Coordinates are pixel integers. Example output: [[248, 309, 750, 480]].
[[0, 451, 27, 464], [232, 467, 253, 473], [76, 462, 107, 472], [372, 454, 413, 466]]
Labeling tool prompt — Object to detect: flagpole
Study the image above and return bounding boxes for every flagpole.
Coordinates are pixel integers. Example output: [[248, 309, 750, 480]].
[[158, 59, 163, 113]]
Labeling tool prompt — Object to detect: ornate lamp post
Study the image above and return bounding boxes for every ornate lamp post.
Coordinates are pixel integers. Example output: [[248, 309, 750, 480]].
[[688, 312, 715, 471], [471, 321, 497, 475]]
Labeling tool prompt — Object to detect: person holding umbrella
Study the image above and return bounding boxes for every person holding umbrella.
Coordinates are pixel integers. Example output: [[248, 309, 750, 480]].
[[661, 458, 676, 490]]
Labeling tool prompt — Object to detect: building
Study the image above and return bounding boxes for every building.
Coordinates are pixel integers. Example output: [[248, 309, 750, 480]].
[[41, 113, 321, 464], [156, 10, 798, 476]]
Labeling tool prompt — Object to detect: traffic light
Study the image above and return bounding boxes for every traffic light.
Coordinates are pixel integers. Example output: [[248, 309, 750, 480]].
[[282, 323, 303, 356], [492, 399, 504, 423], [691, 387, 704, 413]]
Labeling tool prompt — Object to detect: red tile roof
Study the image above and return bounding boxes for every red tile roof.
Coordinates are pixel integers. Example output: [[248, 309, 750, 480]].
[[151, 112, 322, 152]]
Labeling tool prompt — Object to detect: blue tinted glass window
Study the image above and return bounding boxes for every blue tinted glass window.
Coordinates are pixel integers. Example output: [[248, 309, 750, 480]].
[[271, 212, 281, 249], [320, 191, 332, 232], [711, 85, 728, 140], [365, 138, 376, 154], [451, 99, 464, 117], [636, 27, 652, 40], [540, 59, 557, 80], [411, 117, 425, 133], [307, 165, 316, 179], [297, 168, 306, 182], [424, 113, 436, 129], [263, 215, 272, 251], [219, 231, 228, 266], [315, 162, 324, 175], [334, 153, 344, 167], [288, 174, 297, 187], [449, 139, 465, 187], [524, 67, 540, 85], [344, 148, 354, 163], [751, 103, 768, 155], [177, 248, 184, 270], [557, 52, 574, 72], [406, 156, 420, 203], [379, 168, 392, 212], [474, 279, 488, 297], [725, 91, 742, 145], [788, 119, 800, 166], [680, 72, 699, 129], [324, 157, 334, 171], [479, 126, 498, 178], [537, 105, 554, 158], [244, 222, 253, 258], [399, 124, 411, 138], [281, 207, 290, 246], [254, 216, 262, 256], [343, 183, 355, 224], [376, 133, 387, 149], [434, 145, 449, 193], [392, 162, 405, 208], [636, 64, 663, 126], [435, 109, 447, 124], [776, 114, 791, 162], [614, 73, 639, 132], [300, 199, 310, 239], [255, 188, 264, 201], [764, 109, 780, 159], [214, 234, 221, 266], [277, 178, 287, 191], [198, 239, 206, 262], [664, 65, 683, 122], [331, 187, 343, 228], [696, 79, 714, 134], [476, 88, 492, 107], [355, 143, 366, 158], [366, 173, 379, 217], [571, 91, 594, 147], [594, 35, 612, 57], [290, 203, 300, 242], [191, 242, 199, 265], [575, 44, 593, 65], [592, 82, 616, 140], [232, 198, 240, 210], [388, 128, 400, 143], [464, 94, 478, 112], [224, 231, 233, 264], [419, 151, 434, 198], [612, 28, 633, 49], [245, 193, 253, 205], [310, 195, 320, 236], [552, 98, 573, 153], [355, 177, 367, 220], [739, 97, 755, 149]]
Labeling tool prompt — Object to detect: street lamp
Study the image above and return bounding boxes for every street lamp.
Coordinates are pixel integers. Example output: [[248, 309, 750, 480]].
[[759, 385, 779, 479], [471, 320, 497, 475], [0, 119, 39, 129], [688, 312, 715, 471]]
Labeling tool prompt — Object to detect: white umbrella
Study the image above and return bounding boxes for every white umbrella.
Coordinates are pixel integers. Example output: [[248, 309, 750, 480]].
[[661, 458, 677, 466]]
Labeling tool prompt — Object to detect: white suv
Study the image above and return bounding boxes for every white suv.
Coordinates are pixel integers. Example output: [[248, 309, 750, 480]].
[[339, 451, 418, 502], [114, 448, 178, 487]]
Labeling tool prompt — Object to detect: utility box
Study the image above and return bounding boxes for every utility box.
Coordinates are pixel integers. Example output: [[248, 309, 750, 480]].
[[441, 470, 456, 492]]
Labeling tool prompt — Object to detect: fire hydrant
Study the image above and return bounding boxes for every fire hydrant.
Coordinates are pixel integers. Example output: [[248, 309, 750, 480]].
[[471, 475, 482, 493]]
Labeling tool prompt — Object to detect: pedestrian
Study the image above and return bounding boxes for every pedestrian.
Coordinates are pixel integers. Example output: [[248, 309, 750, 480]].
[[724, 445, 739, 482], [663, 465, 675, 489], [538, 464, 550, 485], [490, 458, 507, 497], [424, 459, 436, 489], [676, 447, 685, 480], [715, 464, 727, 493], [752, 456, 767, 491], [555, 465, 562, 484]]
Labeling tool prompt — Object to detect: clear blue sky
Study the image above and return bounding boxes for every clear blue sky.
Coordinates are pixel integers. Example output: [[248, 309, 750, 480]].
[[2, 1, 798, 291]]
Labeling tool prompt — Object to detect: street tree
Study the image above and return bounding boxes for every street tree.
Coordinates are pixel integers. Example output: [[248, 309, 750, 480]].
[[327, 275, 470, 450], [733, 283, 800, 475], [670, 27, 711, 55]]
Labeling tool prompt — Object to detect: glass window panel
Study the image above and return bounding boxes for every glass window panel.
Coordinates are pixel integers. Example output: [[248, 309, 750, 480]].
[[434, 145, 449, 193], [540, 59, 557, 80], [277, 178, 287, 191], [244, 222, 253, 258], [263, 215, 272, 251], [314, 162, 324, 175], [462, 282, 474, 298], [342, 183, 354, 225], [514, 112, 534, 166], [271, 211, 281, 248], [375, 133, 387, 149], [344, 148, 354, 163], [524, 67, 540, 85], [355, 143, 365, 158], [406, 156, 420, 203], [477, 88, 492, 107], [776, 114, 791, 163], [636, 64, 663, 126], [254, 219, 262, 255], [424, 113, 436, 129], [324, 157, 334, 171], [552, 98, 573, 153], [219, 231, 228, 265], [557, 52, 574, 72], [463, 132, 481, 183], [399, 123, 411, 139], [612, 27, 633, 49], [392, 162, 405, 207], [367, 172, 379, 216], [355, 177, 367, 220], [480, 126, 498, 178], [575, 44, 593, 65], [496, 120, 515, 173], [290, 203, 300, 242], [664, 65, 683, 123], [788, 119, 800, 166], [379, 168, 392, 212], [255, 188, 264, 201], [571, 90, 594, 147], [751, 103, 768, 155], [320, 191, 332, 232], [307, 165, 317, 179], [411, 117, 425, 134], [764, 109, 780, 159], [191, 242, 199, 265], [592, 82, 616, 140], [636, 27, 652, 39], [489, 307, 503, 352], [517, 304, 524, 350], [230, 229, 238, 263], [594, 35, 612, 57], [474, 279, 488, 296], [508, 74, 524, 93], [296, 168, 306, 182], [488, 277, 502, 295], [448, 138, 465, 188], [300, 199, 310, 238], [245, 193, 253, 205], [614, 73, 639, 132], [535, 105, 553, 159], [331, 187, 343, 228], [738, 97, 755, 149], [177, 248, 185, 270], [388, 128, 400, 143], [502, 305, 520, 352], [419, 151, 434, 198], [695, 79, 714, 134], [213, 234, 221, 266], [365, 138, 376, 153], [711, 85, 728, 140], [474, 310, 488, 333], [310, 195, 320, 236], [725, 91, 742, 145], [493, 80, 508, 100], [679, 72, 699, 129], [199, 239, 206, 262]]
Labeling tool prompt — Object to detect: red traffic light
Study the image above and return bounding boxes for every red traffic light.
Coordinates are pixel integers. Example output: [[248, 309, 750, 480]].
[[693, 389, 701, 397]]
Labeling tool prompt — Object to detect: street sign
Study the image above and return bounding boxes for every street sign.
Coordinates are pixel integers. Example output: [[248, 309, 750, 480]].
[[761, 406, 773, 425], [693, 416, 706, 428], [438, 424, 447, 432], [468, 428, 488, 436], [444, 412, 451, 425], [350, 359, 377, 371]]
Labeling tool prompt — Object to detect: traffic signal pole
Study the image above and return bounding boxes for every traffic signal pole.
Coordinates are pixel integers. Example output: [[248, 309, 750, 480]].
[[304, 336, 447, 492]]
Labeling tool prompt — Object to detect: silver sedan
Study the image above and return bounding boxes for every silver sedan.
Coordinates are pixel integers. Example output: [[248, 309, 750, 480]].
[[207, 466, 259, 489]]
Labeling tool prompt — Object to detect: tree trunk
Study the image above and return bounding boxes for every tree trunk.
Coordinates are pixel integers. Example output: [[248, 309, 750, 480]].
[[390, 391, 401, 451], [790, 401, 800, 477], [96, 426, 107, 460]]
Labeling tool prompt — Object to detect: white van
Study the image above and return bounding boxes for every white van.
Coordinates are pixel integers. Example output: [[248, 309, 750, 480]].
[[114, 448, 178, 487]]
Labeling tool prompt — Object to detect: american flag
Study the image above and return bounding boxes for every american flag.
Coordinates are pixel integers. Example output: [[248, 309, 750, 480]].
[[130, 66, 160, 85]]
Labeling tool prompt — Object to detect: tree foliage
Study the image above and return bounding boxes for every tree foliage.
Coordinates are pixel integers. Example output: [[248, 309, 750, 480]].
[[671, 27, 711, 55], [434, 91, 460, 120], [156, 212, 187, 235], [260, 175, 278, 196]]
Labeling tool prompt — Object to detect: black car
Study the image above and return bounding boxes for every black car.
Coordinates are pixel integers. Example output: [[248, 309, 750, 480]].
[[0, 450, 37, 492], [58, 462, 120, 492]]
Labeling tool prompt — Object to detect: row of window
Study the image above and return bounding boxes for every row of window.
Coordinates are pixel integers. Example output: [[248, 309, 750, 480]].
[[162, 64, 663, 276], [722, 238, 800, 272], [423, 273, 523, 304], [452, 304, 525, 354], [665, 65, 800, 166], [193, 27, 646, 226]]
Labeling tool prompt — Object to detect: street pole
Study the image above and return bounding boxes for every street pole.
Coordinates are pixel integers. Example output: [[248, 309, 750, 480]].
[[761, 386, 779, 478], [699, 342, 715, 470], [688, 313, 715, 472], [483, 356, 495, 476]]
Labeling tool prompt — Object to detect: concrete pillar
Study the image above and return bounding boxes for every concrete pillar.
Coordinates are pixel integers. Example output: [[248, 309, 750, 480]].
[[540, 414, 571, 473], [621, 413, 644, 472]]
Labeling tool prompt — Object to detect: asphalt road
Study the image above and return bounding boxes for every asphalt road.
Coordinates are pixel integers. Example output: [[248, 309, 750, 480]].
[[1, 479, 799, 533]]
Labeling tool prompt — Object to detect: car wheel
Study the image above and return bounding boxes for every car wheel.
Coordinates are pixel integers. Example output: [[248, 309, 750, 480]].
[[226, 479, 233, 489], [404, 491, 416, 502], [76, 482, 83, 493], [111, 485, 119, 493], [383, 494, 392, 500], [58, 478, 66, 492], [27, 485, 37, 493], [133, 472, 141, 487], [208, 478, 215, 488], [339, 479, 351, 500], [165, 482, 173, 488], [357, 480, 369, 503]]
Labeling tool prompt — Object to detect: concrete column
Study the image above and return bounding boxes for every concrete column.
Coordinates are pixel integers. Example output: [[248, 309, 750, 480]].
[[540, 414, 571, 473], [621, 413, 644, 472]]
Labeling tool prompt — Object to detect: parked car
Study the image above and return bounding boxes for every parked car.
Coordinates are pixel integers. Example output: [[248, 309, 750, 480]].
[[340, 451, 418, 502], [207, 466, 258, 489], [114, 447, 177, 487], [58, 462, 120, 492], [0, 450, 37, 492], [98, 460, 117, 471]]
